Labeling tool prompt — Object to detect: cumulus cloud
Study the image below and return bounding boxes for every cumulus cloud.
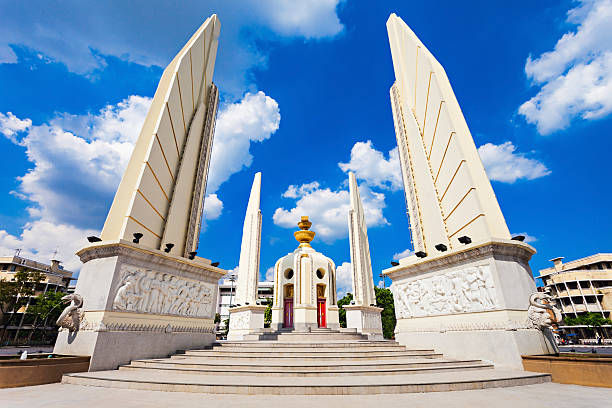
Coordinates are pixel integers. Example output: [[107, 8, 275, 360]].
[[273, 182, 387, 243], [207, 91, 280, 194], [203, 194, 223, 220], [335, 261, 353, 296], [519, 0, 612, 134], [0, 112, 31, 142], [265, 267, 275, 282], [477, 141, 550, 183], [338, 141, 402, 191], [0, 1, 345, 96], [393, 248, 414, 260]]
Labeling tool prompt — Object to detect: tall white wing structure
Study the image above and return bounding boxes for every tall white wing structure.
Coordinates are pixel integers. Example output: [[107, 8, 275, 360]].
[[387, 14, 510, 257], [348, 172, 376, 307], [234, 172, 262, 306], [101, 15, 221, 258]]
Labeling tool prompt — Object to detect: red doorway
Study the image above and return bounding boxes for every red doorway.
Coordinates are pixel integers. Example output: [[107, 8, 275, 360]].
[[317, 298, 326, 328], [283, 298, 293, 328]]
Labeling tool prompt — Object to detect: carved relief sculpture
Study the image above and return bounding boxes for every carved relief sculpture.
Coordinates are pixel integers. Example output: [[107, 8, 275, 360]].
[[391, 265, 499, 318], [112, 267, 214, 318]]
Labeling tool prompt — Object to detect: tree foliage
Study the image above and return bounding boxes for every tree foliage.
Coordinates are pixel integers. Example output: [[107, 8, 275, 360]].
[[264, 298, 272, 328], [337, 292, 353, 328], [374, 287, 396, 339], [564, 312, 612, 328], [0, 270, 45, 338], [214, 313, 221, 324]]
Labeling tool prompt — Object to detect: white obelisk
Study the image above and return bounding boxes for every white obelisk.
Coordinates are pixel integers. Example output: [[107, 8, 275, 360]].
[[234, 172, 262, 306], [228, 172, 266, 340], [344, 172, 383, 339]]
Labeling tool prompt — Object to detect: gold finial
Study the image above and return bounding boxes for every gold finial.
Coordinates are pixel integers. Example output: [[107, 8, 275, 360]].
[[294, 216, 315, 247]]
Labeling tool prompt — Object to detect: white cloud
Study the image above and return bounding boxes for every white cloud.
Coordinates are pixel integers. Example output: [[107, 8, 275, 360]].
[[477, 141, 550, 183], [0, 112, 31, 142], [511, 232, 537, 243], [0, 1, 345, 97], [203, 194, 223, 220], [282, 182, 320, 198], [0, 96, 150, 269], [0, 220, 96, 272], [335, 261, 353, 297], [393, 248, 413, 260], [207, 91, 280, 194], [519, 0, 612, 134], [265, 267, 274, 282], [253, 0, 344, 39], [273, 182, 387, 243], [338, 141, 402, 191]]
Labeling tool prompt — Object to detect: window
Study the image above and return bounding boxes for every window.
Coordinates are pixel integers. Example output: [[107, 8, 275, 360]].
[[316, 269, 325, 279], [284, 269, 294, 279]]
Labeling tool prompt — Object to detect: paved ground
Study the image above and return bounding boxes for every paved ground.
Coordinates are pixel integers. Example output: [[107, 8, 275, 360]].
[[1, 382, 610, 407]]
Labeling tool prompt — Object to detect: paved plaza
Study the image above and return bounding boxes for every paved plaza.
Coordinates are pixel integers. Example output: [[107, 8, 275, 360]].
[[1, 382, 611, 408]]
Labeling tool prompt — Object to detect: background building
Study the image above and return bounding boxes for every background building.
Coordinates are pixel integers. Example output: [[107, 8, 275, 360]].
[[216, 280, 273, 331], [537, 254, 612, 339], [0, 254, 74, 344]]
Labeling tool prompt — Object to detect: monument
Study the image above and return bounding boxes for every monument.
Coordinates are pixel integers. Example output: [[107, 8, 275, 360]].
[[53, 15, 226, 371], [383, 13, 558, 368], [227, 172, 267, 340], [271, 217, 340, 331], [344, 172, 383, 338]]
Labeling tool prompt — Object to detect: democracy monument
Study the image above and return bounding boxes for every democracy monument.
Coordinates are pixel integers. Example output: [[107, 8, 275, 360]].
[[50, 13, 562, 394]]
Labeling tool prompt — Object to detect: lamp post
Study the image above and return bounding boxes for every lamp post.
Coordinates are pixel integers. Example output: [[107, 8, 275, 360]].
[[227, 274, 237, 308]]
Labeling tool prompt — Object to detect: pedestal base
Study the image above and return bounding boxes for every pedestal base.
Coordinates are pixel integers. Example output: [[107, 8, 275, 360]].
[[344, 305, 383, 339], [53, 240, 224, 371], [384, 239, 558, 369], [227, 305, 267, 340]]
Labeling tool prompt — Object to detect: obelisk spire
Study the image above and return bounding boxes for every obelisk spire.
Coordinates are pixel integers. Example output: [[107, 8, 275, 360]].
[[348, 172, 376, 306], [234, 172, 262, 306]]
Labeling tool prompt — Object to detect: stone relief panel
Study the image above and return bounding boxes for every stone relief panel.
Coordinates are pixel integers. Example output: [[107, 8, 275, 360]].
[[229, 310, 250, 330], [391, 265, 498, 318], [112, 265, 214, 318], [362, 311, 383, 331]]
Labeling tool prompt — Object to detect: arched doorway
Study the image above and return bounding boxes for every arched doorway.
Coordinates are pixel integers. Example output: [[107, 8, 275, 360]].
[[283, 284, 294, 328], [317, 284, 326, 328]]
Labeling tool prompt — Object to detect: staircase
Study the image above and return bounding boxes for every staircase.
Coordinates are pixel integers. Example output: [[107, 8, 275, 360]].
[[62, 329, 550, 394]]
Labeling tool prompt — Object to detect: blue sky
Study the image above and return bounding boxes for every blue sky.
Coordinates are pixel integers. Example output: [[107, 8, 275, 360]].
[[0, 0, 611, 293]]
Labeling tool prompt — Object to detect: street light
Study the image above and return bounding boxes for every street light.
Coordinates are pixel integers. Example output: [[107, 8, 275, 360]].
[[227, 273, 237, 308]]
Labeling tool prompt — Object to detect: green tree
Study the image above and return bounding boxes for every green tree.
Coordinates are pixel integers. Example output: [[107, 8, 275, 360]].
[[214, 313, 221, 324], [337, 293, 353, 328], [563, 312, 612, 339], [0, 270, 45, 341], [26, 290, 65, 342], [264, 298, 272, 328], [374, 287, 396, 339]]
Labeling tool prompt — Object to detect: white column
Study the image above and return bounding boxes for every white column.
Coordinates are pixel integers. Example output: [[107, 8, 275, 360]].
[[234, 172, 262, 306]]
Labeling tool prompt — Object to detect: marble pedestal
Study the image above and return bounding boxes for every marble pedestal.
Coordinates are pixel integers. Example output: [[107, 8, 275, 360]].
[[53, 240, 225, 371], [227, 305, 267, 340], [344, 305, 383, 339], [384, 239, 557, 369]]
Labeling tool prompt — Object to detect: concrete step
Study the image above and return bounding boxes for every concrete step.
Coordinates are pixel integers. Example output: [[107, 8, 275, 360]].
[[242, 334, 370, 341], [176, 351, 442, 361], [214, 341, 399, 348], [122, 358, 492, 376], [119, 362, 493, 377], [210, 346, 410, 353], [62, 369, 551, 394]]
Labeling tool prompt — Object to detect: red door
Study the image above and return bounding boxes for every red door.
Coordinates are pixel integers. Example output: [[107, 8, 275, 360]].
[[317, 298, 326, 328], [283, 298, 293, 328]]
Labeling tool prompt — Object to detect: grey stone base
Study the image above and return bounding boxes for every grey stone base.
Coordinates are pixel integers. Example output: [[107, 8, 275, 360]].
[[395, 328, 555, 369], [55, 329, 215, 371]]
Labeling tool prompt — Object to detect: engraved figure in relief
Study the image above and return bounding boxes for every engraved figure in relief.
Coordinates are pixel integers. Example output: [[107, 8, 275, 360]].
[[113, 271, 142, 311]]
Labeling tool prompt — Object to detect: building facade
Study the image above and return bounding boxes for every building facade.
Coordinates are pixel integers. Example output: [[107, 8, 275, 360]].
[[216, 280, 273, 330], [0, 255, 74, 343], [537, 254, 612, 339]]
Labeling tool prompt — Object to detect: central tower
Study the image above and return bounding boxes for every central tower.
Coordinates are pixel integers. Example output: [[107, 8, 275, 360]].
[[271, 217, 340, 331]]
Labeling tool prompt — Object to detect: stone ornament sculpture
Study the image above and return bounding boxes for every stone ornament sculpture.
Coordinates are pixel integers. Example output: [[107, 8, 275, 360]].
[[112, 267, 214, 318], [526, 291, 562, 329], [56, 294, 84, 332], [391, 265, 498, 318]]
